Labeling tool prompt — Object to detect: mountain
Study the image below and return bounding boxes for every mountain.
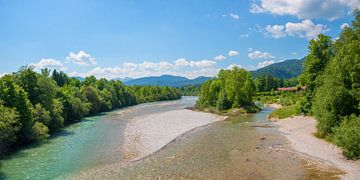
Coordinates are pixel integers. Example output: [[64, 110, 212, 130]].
[[124, 75, 211, 87], [251, 58, 305, 79], [112, 77, 133, 82]]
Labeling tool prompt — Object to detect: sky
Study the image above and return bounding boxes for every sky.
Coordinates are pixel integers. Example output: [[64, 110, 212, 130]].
[[0, 0, 357, 79]]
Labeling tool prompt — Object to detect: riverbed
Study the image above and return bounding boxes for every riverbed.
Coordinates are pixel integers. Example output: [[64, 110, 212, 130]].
[[0, 97, 341, 179]]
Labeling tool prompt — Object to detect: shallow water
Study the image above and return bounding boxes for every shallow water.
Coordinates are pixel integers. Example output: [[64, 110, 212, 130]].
[[87, 109, 341, 179], [0, 96, 341, 179], [0, 97, 197, 179]]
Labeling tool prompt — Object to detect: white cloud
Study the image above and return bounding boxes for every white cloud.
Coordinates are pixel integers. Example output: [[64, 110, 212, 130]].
[[257, 60, 275, 68], [228, 50, 239, 57], [265, 20, 328, 40], [174, 58, 216, 68], [227, 64, 243, 69], [66, 50, 97, 66], [70, 58, 218, 79], [341, 23, 350, 29], [248, 50, 275, 59], [223, 13, 240, 20], [214, 54, 227, 61], [265, 25, 286, 38], [250, 0, 360, 20], [29, 58, 64, 70], [229, 13, 240, 20]]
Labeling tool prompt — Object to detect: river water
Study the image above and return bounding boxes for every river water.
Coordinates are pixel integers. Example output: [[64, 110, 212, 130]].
[[0, 97, 195, 179], [0, 97, 340, 179]]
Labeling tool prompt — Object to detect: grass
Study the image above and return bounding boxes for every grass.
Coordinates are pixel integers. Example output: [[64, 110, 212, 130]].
[[269, 104, 300, 119]]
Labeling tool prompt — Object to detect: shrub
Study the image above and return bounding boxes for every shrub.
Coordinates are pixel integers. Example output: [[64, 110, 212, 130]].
[[32, 122, 49, 142], [333, 115, 360, 160], [269, 104, 300, 119]]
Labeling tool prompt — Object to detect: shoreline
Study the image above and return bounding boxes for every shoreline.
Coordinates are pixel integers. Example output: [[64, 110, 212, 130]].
[[273, 116, 360, 179], [71, 108, 226, 179]]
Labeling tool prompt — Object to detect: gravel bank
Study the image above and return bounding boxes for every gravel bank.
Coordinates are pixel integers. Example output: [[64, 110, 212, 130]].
[[275, 116, 360, 179], [122, 109, 226, 161]]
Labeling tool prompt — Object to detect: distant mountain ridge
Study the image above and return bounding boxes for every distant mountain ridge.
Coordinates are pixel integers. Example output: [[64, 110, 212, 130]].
[[72, 59, 304, 86], [251, 58, 305, 79], [124, 75, 211, 87]]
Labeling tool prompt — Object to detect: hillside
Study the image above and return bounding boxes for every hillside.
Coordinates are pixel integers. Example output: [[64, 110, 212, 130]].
[[124, 75, 211, 87], [251, 59, 305, 79]]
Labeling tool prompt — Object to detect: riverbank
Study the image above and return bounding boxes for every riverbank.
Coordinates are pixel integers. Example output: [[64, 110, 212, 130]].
[[122, 109, 227, 161], [274, 116, 360, 179]]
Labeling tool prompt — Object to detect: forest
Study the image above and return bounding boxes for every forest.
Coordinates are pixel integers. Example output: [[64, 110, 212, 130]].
[[0, 68, 181, 155]]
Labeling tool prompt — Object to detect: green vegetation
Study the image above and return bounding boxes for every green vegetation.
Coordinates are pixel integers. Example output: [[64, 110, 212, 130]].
[[254, 74, 299, 92], [269, 105, 300, 119], [333, 115, 360, 159], [297, 11, 360, 159], [196, 67, 259, 114], [0, 67, 181, 156], [178, 85, 200, 96]]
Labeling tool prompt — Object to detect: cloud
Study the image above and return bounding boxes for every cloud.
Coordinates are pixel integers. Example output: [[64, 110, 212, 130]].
[[29, 58, 64, 70], [69, 58, 218, 79], [66, 50, 97, 66], [257, 60, 275, 68], [341, 23, 350, 29], [174, 58, 216, 68], [265, 25, 286, 38], [214, 54, 227, 61], [229, 13, 240, 20], [228, 50, 239, 57], [250, 0, 360, 20], [265, 20, 328, 39], [227, 64, 244, 70], [248, 49, 275, 59], [223, 13, 240, 20]]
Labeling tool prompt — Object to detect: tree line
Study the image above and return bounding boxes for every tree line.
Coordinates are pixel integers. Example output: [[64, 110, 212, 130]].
[[0, 67, 181, 155], [297, 11, 360, 159]]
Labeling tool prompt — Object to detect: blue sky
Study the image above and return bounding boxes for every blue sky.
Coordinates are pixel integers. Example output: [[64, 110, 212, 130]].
[[0, 0, 356, 78]]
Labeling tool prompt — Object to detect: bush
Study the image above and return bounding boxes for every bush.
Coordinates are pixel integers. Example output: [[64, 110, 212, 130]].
[[333, 115, 360, 160], [269, 104, 300, 119], [32, 122, 49, 142]]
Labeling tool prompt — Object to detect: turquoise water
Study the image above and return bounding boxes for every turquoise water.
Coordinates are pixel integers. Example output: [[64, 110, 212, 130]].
[[0, 97, 197, 179]]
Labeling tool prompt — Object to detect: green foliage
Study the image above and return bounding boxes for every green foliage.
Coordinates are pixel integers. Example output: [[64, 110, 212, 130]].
[[269, 104, 300, 119], [0, 105, 20, 154], [179, 85, 200, 96], [32, 122, 49, 142], [299, 34, 334, 114], [33, 104, 51, 126], [333, 115, 360, 159], [196, 67, 256, 111], [0, 67, 181, 156], [0, 75, 34, 143], [301, 11, 360, 158]]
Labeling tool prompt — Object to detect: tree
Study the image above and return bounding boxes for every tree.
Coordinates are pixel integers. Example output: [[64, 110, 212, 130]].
[[196, 67, 256, 111], [33, 103, 51, 126], [0, 75, 34, 142], [299, 34, 333, 114], [0, 104, 20, 154]]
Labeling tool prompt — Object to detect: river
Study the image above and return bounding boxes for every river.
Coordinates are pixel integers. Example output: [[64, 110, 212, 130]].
[[0, 97, 339, 179]]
